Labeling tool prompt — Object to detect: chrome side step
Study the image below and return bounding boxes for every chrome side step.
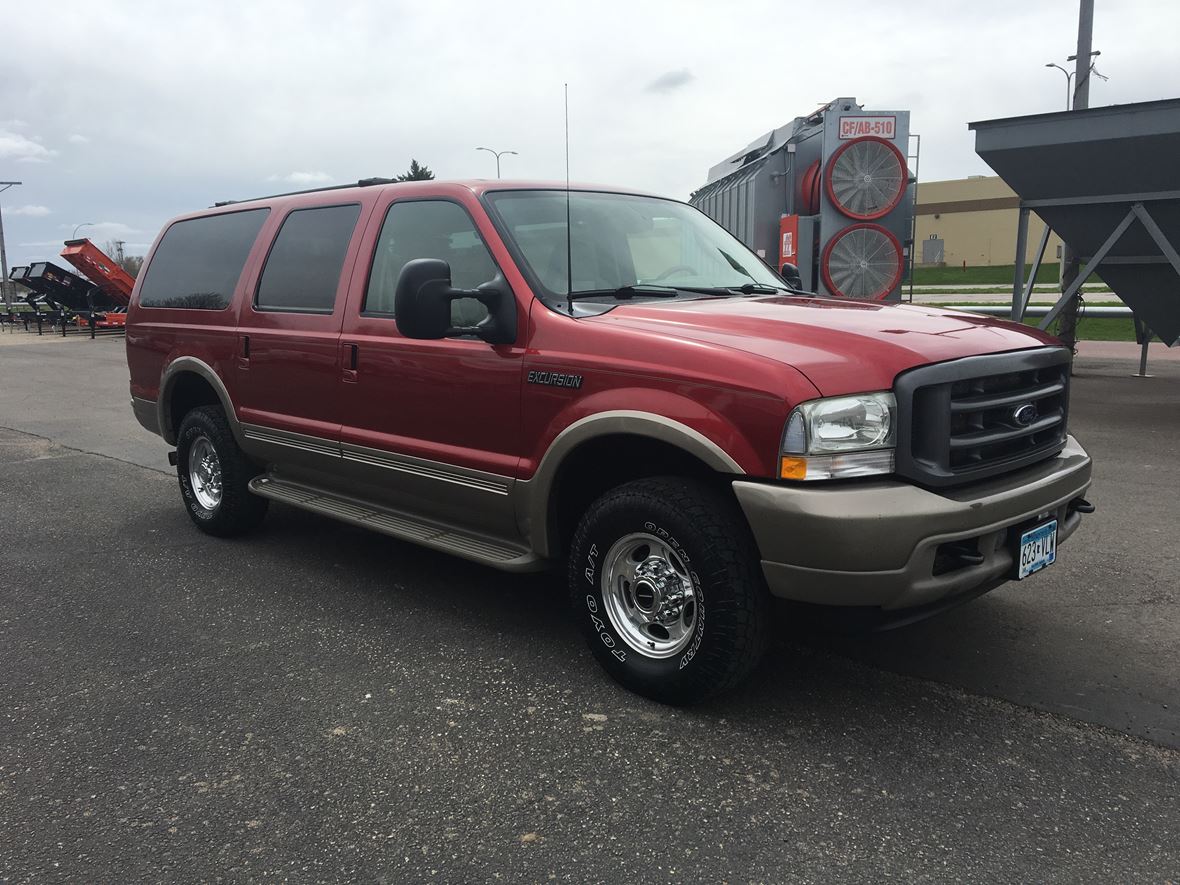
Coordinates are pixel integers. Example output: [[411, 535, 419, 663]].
[[248, 475, 545, 572]]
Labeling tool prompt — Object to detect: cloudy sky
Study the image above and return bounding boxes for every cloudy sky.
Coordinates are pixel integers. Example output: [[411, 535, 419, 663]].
[[3, 0, 1178, 268]]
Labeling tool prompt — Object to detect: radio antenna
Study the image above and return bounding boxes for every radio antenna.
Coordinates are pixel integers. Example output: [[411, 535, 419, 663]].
[[565, 83, 574, 316]]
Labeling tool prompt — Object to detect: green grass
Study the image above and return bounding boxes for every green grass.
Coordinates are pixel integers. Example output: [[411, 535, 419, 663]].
[[1061, 318, 1138, 342], [922, 302, 1135, 342], [911, 263, 1061, 286], [911, 285, 1107, 296]]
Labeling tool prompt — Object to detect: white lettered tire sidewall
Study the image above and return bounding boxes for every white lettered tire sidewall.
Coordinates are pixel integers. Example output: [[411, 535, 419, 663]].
[[569, 477, 771, 704], [178, 423, 219, 523], [175, 405, 269, 537], [581, 519, 706, 678]]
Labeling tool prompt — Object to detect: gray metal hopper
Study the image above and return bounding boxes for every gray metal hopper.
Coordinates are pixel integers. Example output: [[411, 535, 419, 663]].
[[970, 98, 1180, 345]]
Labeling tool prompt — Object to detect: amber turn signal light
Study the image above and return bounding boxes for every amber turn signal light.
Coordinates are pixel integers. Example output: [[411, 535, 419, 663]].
[[779, 456, 808, 480]]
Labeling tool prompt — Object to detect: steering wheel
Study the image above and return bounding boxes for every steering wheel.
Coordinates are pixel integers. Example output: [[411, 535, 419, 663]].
[[650, 265, 698, 282]]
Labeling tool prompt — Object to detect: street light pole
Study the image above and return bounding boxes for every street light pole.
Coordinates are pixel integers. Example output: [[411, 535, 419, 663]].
[[475, 147, 519, 179], [1070, 4, 1095, 113], [0, 181, 22, 312], [72, 222, 96, 240], [1057, 0, 1096, 352], [1044, 63, 1074, 110]]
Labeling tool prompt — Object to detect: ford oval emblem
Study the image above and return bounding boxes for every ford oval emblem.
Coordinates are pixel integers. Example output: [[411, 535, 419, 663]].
[[1012, 403, 1038, 427]]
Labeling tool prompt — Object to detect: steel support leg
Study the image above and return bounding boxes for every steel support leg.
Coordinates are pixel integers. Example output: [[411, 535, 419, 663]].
[[1011, 207, 1030, 321], [1039, 206, 1138, 330], [1014, 224, 1052, 322], [1130, 203, 1180, 276]]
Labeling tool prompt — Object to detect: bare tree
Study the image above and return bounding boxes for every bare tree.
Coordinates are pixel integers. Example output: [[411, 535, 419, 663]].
[[103, 239, 144, 277]]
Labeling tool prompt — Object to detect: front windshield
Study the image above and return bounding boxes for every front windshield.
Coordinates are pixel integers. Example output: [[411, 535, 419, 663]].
[[484, 190, 786, 300]]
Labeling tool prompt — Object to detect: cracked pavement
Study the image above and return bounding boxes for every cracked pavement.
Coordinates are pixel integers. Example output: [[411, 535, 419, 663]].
[[0, 335, 1177, 882]]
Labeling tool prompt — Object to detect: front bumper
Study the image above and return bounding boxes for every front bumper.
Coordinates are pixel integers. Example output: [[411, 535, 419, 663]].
[[732, 435, 1092, 610]]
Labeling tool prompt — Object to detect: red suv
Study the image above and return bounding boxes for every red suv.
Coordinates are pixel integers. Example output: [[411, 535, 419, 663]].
[[126, 179, 1093, 703]]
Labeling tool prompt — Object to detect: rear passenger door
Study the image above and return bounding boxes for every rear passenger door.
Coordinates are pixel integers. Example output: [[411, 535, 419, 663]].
[[234, 202, 368, 468]]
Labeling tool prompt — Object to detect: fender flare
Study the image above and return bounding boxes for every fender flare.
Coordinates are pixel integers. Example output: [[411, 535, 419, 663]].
[[158, 357, 242, 446], [520, 410, 746, 559]]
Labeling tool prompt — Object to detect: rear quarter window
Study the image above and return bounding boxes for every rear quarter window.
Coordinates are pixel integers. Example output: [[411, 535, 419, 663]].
[[255, 204, 361, 313], [138, 208, 270, 310]]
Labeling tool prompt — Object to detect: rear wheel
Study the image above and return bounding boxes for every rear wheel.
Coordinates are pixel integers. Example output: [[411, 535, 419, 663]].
[[568, 477, 772, 704], [176, 405, 268, 537]]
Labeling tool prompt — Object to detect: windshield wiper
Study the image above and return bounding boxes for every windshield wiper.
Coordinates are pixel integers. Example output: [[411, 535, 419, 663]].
[[662, 283, 792, 296], [566, 282, 795, 303], [567, 285, 680, 302]]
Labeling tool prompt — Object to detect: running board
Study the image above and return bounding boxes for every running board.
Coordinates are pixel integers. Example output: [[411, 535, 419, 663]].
[[248, 475, 545, 572]]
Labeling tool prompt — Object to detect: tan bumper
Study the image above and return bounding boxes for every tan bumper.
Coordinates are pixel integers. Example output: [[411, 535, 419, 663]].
[[732, 436, 1092, 610], [132, 396, 161, 437]]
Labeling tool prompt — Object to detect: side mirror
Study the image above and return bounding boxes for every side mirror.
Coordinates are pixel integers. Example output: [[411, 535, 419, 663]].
[[394, 259, 454, 339], [393, 258, 517, 346], [780, 262, 803, 291]]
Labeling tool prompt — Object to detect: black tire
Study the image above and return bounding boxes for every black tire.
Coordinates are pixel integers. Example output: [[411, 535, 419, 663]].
[[569, 477, 772, 704], [176, 405, 268, 537]]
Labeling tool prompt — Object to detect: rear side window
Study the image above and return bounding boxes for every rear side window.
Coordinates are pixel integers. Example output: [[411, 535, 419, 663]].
[[364, 200, 497, 316], [138, 208, 269, 309], [255, 204, 361, 313]]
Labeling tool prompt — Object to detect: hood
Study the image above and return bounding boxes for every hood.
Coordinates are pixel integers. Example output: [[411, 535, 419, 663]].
[[590, 296, 1061, 397]]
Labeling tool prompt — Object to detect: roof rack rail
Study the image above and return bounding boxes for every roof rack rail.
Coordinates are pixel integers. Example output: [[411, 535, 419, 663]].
[[211, 177, 398, 208]]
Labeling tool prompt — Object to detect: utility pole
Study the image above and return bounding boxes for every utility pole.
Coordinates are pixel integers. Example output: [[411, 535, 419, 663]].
[[0, 181, 22, 313], [1056, 0, 1094, 351]]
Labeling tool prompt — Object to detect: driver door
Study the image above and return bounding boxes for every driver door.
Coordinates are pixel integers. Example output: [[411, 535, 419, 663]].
[[336, 193, 527, 535]]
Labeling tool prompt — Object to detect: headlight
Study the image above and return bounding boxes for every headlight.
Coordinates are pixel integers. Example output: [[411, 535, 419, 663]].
[[779, 393, 896, 480]]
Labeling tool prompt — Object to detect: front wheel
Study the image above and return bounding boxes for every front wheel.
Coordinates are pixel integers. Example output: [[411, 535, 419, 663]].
[[568, 477, 772, 704]]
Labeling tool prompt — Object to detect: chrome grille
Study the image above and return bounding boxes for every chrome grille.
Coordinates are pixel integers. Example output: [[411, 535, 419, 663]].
[[895, 348, 1071, 487]]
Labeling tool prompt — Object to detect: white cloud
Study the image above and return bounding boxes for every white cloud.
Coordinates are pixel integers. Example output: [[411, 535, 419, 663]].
[[56, 220, 140, 236], [269, 171, 333, 185], [2, 0, 1180, 273], [0, 129, 56, 163], [88, 221, 140, 236], [68, 134, 90, 145], [7, 205, 52, 217]]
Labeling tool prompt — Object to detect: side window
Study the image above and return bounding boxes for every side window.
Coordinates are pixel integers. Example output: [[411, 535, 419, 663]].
[[138, 208, 269, 309], [255, 204, 361, 313], [364, 200, 496, 325]]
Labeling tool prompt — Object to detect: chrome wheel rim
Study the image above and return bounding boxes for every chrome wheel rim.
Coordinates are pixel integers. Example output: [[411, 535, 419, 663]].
[[601, 532, 698, 659], [189, 436, 223, 511]]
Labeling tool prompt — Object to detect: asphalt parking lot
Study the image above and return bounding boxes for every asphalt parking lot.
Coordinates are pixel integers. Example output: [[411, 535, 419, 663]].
[[1, 334, 1178, 882]]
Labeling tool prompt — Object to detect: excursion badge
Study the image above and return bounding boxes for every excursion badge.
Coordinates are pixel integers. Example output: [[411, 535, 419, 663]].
[[527, 370, 584, 390]]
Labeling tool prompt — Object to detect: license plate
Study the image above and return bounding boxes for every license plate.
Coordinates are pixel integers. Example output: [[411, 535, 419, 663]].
[[1016, 520, 1057, 579]]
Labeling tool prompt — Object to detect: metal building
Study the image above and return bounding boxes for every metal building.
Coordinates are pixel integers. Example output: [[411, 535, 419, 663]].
[[691, 98, 915, 300], [971, 98, 1180, 346]]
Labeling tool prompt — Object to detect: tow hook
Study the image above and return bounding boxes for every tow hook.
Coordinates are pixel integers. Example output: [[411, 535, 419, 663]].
[[944, 543, 985, 566], [1069, 497, 1096, 514]]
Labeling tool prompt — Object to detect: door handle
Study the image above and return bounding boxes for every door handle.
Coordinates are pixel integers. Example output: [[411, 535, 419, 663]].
[[237, 334, 250, 370], [342, 342, 358, 383]]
